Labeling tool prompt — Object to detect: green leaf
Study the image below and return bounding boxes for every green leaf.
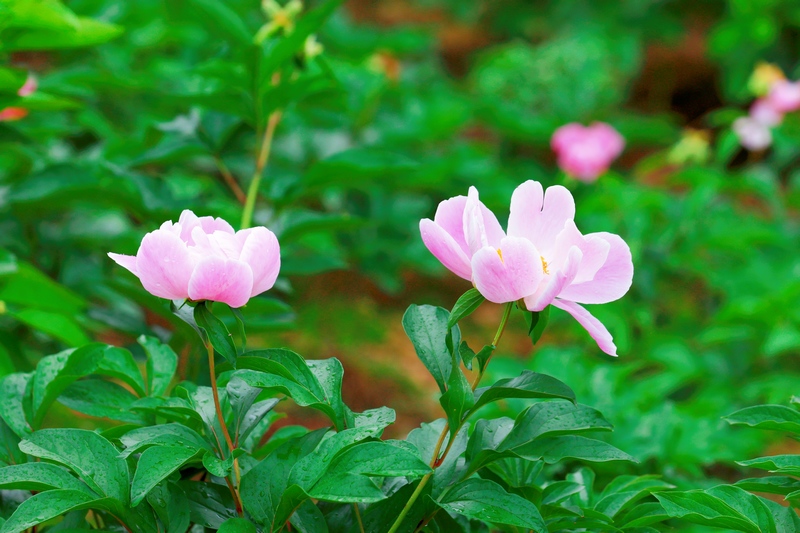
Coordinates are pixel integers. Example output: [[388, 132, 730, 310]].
[[0, 17, 122, 51], [0, 490, 102, 533], [0, 463, 90, 493], [131, 446, 202, 506], [525, 307, 550, 344], [195, 303, 238, 366], [139, 335, 178, 396], [8, 309, 90, 346], [181, 480, 238, 528], [289, 499, 328, 533], [448, 289, 485, 328], [308, 441, 431, 503], [186, 0, 252, 46], [0, 373, 32, 437], [500, 403, 613, 451], [473, 345, 495, 374], [233, 350, 346, 429], [725, 405, 800, 433], [58, 380, 149, 425], [30, 344, 105, 428], [203, 450, 234, 478], [218, 517, 257, 533], [241, 428, 328, 529], [656, 486, 775, 533], [437, 478, 546, 531], [619, 502, 670, 528], [402, 305, 452, 394], [146, 482, 191, 533], [737, 455, 800, 477], [513, 435, 636, 464], [19, 429, 129, 504], [301, 148, 418, 192], [734, 476, 800, 496], [593, 475, 674, 518], [471, 370, 576, 413], [120, 424, 212, 458], [96, 346, 146, 398], [439, 368, 474, 440]]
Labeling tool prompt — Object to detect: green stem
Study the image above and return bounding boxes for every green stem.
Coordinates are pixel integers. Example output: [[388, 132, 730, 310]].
[[387, 302, 514, 533], [241, 105, 282, 229]]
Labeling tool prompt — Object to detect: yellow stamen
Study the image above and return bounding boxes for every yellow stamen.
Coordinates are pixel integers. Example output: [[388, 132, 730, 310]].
[[540, 256, 549, 275], [497, 249, 503, 262]]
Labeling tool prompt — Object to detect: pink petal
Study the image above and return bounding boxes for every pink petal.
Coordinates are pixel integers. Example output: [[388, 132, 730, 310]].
[[432, 195, 470, 256], [420, 219, 473, 280], [766, 80, 800, 113], [507, 180, 544, 240], [238, 227, 281, 296], [135, 230, 195, 300], [471, 236, 543, 304], [750, 99, 783, 127], [463, 187, 505, 255], [188, 257, 254, 308], [108, 253, 138, 275], [558, 232, 633, 304], [177, 210, 235, 245], [551, 123, 586, 152], [523, 246, 582, 312], [551, 220, 610, 283], [506, 182, 575, 256], [589, 122, 625, 157], [18, 74, 37, 97], [552, 299, 617, 357]]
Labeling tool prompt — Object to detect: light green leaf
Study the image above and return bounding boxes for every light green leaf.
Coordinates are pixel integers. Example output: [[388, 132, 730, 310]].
[[140, 335, 177, 396], [448, 288, 485, 328], [725, 405, 800, 434]]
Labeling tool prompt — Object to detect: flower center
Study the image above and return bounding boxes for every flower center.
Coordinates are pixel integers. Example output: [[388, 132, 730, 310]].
[[540, 255, 550, 275]]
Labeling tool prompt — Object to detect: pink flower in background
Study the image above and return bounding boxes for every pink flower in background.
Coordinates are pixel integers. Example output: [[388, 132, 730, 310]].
[[109, 210, 280, 308], [733, 117, 773, 151], [551, 122, 625, 182], [420, 180, 633, 356], [0, 73, 38, 123], [749, 98, 783, 127], [765, 80, 800, 113]]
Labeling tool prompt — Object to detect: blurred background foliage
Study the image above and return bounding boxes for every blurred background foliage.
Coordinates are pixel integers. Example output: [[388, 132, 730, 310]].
[[1, 0, 800, 510]]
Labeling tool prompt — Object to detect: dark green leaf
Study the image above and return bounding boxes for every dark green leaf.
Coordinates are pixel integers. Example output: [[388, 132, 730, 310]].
[[448, 288, 485, 328], [58, 380, 149, 425], [195, 303, 238, 366], [139, 335, 177, 397], [218, 517, 257, 533], [96, 346, 146, 398], [186, 0, 252, 46], [401, 305, 452, 394], [0, 373, 32, 438], [439, 368, 474, 440], [437, 478, 546, 531], [471, 370, 576, 413], [0, 463, 90, 493], [131, 446, 202, 506], [0, 490, 101, 533]]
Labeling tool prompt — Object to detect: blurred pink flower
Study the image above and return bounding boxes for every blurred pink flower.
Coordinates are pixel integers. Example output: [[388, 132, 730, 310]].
[[551, 122, 625, 182], [109, 210, 280, 308], [765, 80, 800, 113], [0, 73, 38, 123], [733, 116, 773, 151], [749, 98, 783, 127], [420, 180, 633, 356]]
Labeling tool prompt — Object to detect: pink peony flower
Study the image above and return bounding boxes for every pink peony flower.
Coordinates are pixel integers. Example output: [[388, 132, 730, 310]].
[[733, 116, 773, 151], [749, 98, 783, 127], [765, 80, 800, 113], [109, 210, 280, 308], [420, 180, 633, 356], [0, 73, 38, 123], [551, 122, 625, 182]]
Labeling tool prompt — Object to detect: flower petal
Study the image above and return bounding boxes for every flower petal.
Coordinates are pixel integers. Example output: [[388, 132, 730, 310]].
[[108, 253, 138, 275], [432, 195, 470, 256], [420, 219, 473, 280], [238, 227, 281, 296], [557, 232, 633, 304], [463, 187, 505, 255], [507, 180, 544, 240], [524, 246, 582, 312], [507, 181, 575, 255], [471, 236, 543, 304], [552, 299, 617, 357], [188, 257, 254, 308], [135, 230, 195, 300], [551, 220, 610, 283]]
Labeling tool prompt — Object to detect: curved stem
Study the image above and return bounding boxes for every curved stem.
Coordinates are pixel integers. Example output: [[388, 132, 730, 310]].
[[205, 339, 244, 516], [214, 156, 247, 205], [387, 302, 514, 533]]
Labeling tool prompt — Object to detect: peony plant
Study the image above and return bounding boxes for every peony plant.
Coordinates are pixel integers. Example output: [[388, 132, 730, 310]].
[[0, 179, 676, 533]]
